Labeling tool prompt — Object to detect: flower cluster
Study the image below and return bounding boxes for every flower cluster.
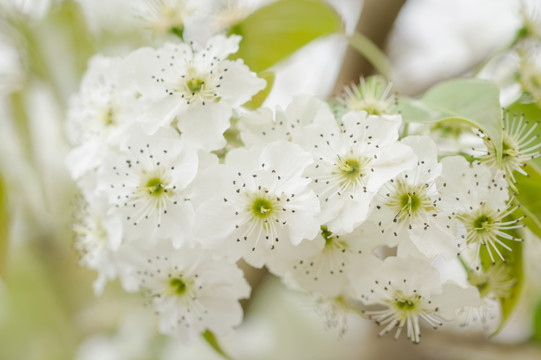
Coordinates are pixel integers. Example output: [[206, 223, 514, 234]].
[[68, 33, 536, 345]]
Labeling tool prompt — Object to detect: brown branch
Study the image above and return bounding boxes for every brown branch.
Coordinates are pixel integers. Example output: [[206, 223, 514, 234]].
[[332, 0, 407, 95]]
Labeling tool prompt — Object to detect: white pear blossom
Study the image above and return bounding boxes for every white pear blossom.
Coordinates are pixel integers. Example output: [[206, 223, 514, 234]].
[[273, 225, 375, 297], [97, 125, 198, 247], [437, 156, 522, 264], [481, 110, 541, 186], [66, 54, 140, 179], [370, 136, 458, 260], [73, 199, 123, 295], [238, 95, 335, 147], [520, 0, 541, 41], [194, 140, 320, 267], [121, 241, 250, 339], [133, 0, 195, 37], [352, 256, 481, 344], [204, 0, 254, 34], [296, 111, 417, 233], [333, 75, 396, 117], [457, 262, 516, 330], [125, 34, 266, 150], [312, 296, 358, 339]]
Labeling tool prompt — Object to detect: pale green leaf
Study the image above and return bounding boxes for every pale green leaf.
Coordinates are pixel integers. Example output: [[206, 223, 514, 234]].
[[348, 32, 392, 78], [230, 0, 343, 73], [243, 72, 275, 110], [396, 79, 503, 160], [0, 177, 7, 277], [515, 163, 541, 240], [534, 297, 541, 343]]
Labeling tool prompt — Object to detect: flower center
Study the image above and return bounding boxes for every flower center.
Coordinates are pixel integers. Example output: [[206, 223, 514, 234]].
[[251, 198, 274, 219], [391, 290, 422, 317], [320, 225, 334, 247], [473, 214, 494, 233], [169, 277, 187, 296], [502, 135, 520, 159], [187, 78, 203, 93], [392, 290, 422, 319], [386, 181, 434, 224], [400, 192, 421, 214], [102, 106, 116, 127], [146, 177, 166, 196], [320, 225, 349, 253], [339, 159, 361, 176], [468, 263, 516, 299], [334, 154, 371, 191]]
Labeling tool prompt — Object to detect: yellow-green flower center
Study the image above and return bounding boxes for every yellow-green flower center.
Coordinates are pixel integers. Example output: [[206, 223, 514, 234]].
[[387, 181, 434, 224], [251, 198, 274, 219], [169, 277, 187, 296], [146, 177, 166, 196], [391, 290, 422, 316], [187, 78, 203, 93], [103, 106, 116, 126]]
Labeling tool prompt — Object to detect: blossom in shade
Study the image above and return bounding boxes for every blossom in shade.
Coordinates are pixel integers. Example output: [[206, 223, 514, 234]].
[[66, 54, 140, 179], [352, 256, 480, 344], [72, 199, 122, 295], [272, 225, 375, 297], [123, 241, 250, 338]]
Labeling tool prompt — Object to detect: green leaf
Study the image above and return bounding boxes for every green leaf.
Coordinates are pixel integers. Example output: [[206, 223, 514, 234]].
[[534, 297, 541, 343], [230, 0, 343, 73], [202, 330, 234, 360], [396, 78, 503, 160], [515, 163, 541, 239], [348, 32, 392, 79], [479, 219, 524, 336], [0, 177, 7, 277], [243, 72, 275, 110]]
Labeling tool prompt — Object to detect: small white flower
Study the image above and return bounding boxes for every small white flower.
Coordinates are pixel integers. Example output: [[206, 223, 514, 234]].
[[457, 262, 516, 330], [437, 156, 523, 264], [67, 55, 138, 146], [238, 95, 335, 147], [194, 140, 320, 267], [98, 125, 198, 247], [72, 199, 122, 295], [205, 0, 254, 33], [370, 136, 458, 260], [133, 0, 195, 37], [297, 111, 416, 233], [274, 225, 373, 297], [520, 0, 541, 41], [122, 241, 250, 339], [66, 55, 140, 179], [125, 34, 266, 150], [481, 110, 541, 186], [352, 256, 480, 344], [313, 296, 355, 339], [333, 75, 396, 117]]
